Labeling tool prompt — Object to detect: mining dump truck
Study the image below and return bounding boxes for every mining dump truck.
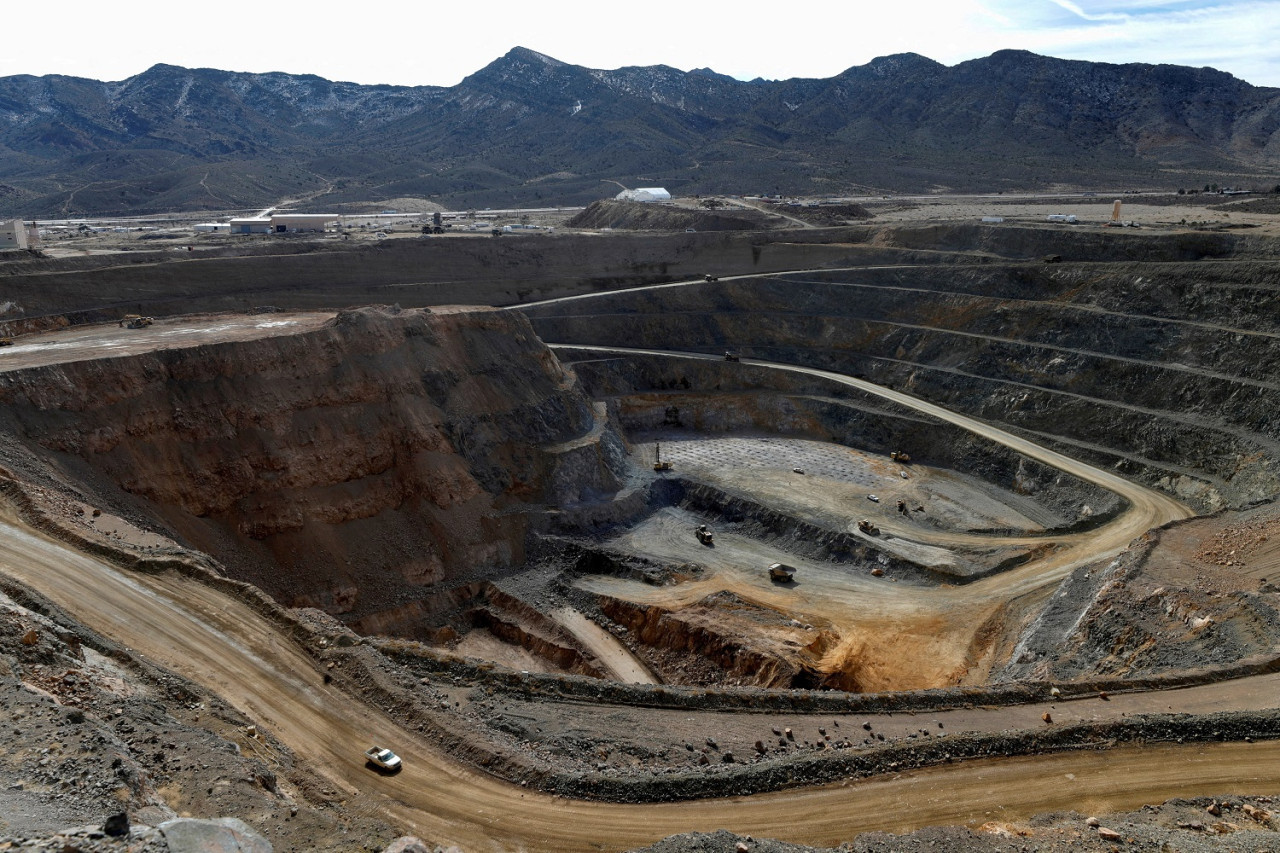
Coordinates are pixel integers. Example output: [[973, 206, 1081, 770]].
[[696, 524, 714, 545], [890, 450, 911, 463], [768, 563, 796, 583], [723, 351, 740, 362], [121, 315, 154, 329], [704, 274, 719, 282], [0, 338, 12, 347]]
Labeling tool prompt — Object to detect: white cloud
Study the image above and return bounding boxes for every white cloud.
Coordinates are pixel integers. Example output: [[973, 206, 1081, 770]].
[[1044, 0, 1131, 22]]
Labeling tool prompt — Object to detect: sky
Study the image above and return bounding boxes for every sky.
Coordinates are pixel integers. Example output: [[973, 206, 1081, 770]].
[[9, 0, 1280, 88]]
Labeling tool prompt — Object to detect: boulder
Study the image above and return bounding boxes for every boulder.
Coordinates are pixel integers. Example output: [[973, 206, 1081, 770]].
[[159, 817, 272, 853], [103, 812, 130, 837]]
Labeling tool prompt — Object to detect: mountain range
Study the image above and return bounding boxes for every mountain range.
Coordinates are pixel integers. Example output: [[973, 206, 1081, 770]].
[[1, 47, 1278, 217]]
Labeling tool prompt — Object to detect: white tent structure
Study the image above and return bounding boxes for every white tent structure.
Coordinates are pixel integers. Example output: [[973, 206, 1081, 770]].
[[615, 187, 671, 203]]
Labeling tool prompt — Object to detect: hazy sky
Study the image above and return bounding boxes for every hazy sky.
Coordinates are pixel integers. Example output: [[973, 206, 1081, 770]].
[[10, 0, 1280, 87]]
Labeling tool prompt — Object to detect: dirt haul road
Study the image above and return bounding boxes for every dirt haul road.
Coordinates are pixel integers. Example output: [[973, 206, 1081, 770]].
[[550, 346, 1195, 688], [0, 331, 1257, 852], [3, 507, 1280, 852]]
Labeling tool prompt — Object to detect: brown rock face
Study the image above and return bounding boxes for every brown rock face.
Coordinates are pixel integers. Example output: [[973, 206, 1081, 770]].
[[0, 306, 626, 620]]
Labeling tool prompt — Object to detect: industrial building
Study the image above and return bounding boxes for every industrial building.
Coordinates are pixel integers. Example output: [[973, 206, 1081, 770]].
[[226, 214, 336, 235], [0, 219, 30, 250], [615, 188, 671, 203]]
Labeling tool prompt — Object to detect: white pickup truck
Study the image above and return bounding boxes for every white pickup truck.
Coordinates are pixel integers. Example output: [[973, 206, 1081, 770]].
[[364, 746, 402, 771]]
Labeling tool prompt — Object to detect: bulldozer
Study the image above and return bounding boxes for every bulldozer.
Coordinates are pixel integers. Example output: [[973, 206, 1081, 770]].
[[652, 442, 672, 472], [857, 519, 879, 535], [890, 450, 911, 463]]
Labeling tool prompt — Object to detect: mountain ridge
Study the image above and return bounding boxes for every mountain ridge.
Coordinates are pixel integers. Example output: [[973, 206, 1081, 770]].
[[1, 48, 1277, 216]]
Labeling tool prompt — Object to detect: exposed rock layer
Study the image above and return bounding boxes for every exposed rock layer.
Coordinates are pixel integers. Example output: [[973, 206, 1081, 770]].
[[0, 306, 627, 621]]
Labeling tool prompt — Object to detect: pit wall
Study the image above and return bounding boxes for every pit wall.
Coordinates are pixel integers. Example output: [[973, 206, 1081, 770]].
[[999, 520, 1280, 683], [525, 261, 1280, 509], [0, 229, 889, 322], [565, 354, 1124, 534], [4, 222, 1269, 327], [0, 306, 627, 622]]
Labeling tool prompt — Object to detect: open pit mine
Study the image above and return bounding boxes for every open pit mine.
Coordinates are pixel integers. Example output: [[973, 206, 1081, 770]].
[[1, 222, 1280, 852]]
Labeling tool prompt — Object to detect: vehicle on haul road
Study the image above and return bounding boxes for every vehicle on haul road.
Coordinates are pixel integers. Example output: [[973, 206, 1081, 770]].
[[696, 524, 714, 545], [364, 746, 402, 771], [768, 562, 796, 583]]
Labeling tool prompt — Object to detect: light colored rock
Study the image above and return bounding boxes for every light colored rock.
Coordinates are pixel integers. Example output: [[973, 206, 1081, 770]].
[[1242, 803, 1271, 822], [381, 838, 431, 853], [1085, 816, 1101, 827], [159, 817, 272, 853], [1097, 826, 1122, 841]]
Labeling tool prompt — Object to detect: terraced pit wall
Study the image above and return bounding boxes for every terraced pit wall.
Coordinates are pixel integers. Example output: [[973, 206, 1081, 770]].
[[2, 223, 1264, 325], [563, 353, 1124, 533], [525, 238, 1280, 510], [0, 306, 627, 627]]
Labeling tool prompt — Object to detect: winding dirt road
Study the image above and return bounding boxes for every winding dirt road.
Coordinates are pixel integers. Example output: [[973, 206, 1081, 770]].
[[3, 508, 1280, 852]]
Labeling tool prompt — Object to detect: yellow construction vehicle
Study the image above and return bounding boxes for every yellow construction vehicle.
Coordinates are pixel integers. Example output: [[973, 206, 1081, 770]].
[[768, 563, 796, 583], [653, 442, 672, 472]]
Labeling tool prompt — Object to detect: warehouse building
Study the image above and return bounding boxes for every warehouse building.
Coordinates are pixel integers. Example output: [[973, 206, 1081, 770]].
[[227, 214, 336, 234]]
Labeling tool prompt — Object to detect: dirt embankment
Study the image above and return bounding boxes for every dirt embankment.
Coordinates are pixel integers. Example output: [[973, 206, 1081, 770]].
[[0, 307, 627, 624], [6, 222, 1269, 329], [567, 200, 772, 231]]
